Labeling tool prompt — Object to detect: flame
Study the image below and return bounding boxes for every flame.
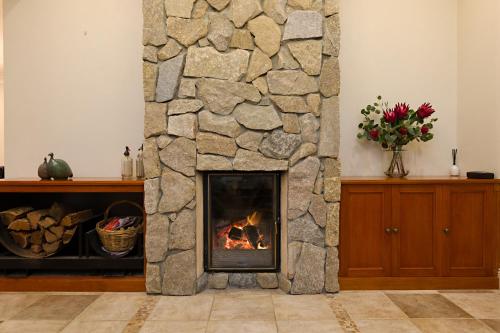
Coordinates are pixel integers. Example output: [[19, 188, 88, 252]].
[[216, 211, 269, 250]]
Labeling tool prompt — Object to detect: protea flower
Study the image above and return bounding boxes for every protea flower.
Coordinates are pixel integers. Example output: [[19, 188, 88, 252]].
[[399, 127, 408, 135], [383, 110, 397, 124], [369, 129, 380, 140], [417, 103, 435, 118], [421, 125, 429, 134], [394, 103, 410, 119]]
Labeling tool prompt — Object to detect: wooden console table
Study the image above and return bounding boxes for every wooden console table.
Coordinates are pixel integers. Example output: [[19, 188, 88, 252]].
[[339, 177, 499, 290], [0, 178, 146, 292]]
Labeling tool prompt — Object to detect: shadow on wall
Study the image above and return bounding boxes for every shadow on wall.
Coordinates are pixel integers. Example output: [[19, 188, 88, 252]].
[[0, 166, 4, 179]]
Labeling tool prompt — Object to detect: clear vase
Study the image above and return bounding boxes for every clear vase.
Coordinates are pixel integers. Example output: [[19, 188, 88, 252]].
[[385, 146, 409, 178]]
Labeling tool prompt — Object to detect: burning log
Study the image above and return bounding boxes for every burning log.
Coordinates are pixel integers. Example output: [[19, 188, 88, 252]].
[[243, 225, 260, 249], [228, 227, 244, 241]]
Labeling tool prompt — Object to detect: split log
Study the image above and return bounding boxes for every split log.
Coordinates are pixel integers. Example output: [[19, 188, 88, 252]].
[[31, 230, 43, 245], [62, 227, 77, 245], [27, 209, 49, 230], [49, 225, 64, 239], [43, 240, 61, 254], [8, 218, 32, 231], [60, 210, 92, 227], [48, 202, 67, 222], [1, 207, 33, 226], [39, 217, 57, 229], [31, 244, 43, 254], [44, 229, 59, 243], [10, 231, 30, 248]]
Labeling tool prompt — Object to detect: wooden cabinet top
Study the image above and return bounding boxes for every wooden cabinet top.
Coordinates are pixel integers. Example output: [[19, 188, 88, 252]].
[[341, 176, 500, 186], [0, 178, 144, 193]]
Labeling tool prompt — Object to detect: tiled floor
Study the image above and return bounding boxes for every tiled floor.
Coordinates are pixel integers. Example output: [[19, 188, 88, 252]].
[[0, 289, 499, 332]]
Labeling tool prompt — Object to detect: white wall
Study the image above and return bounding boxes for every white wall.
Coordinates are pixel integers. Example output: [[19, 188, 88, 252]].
[[4, 0, 143, 178], [340, 0, 458, 176], [457, 0, 500, 175]]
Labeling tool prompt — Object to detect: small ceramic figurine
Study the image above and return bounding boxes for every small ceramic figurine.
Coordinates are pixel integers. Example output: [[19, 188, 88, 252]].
[[450, 148, 460, 177], [37, 157, 50, 180], [121, 146, 133, 180], [47, 153, 73, 180]]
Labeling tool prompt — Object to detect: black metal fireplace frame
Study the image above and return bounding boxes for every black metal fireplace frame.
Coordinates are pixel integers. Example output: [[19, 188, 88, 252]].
[[203, 171, 281, 273]]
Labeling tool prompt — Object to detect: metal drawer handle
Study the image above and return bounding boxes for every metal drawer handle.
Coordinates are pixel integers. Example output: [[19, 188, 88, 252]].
[[443, 227, 450, 235], [392, 227, 399, 233], [385, 227, 392, 234]]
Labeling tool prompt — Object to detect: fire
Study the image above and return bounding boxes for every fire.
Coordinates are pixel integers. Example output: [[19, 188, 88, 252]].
[[216, 211, 269, 250]]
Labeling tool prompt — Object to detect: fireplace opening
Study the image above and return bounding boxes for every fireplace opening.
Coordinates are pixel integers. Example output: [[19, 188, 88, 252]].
[[203, 172, 281, 272]]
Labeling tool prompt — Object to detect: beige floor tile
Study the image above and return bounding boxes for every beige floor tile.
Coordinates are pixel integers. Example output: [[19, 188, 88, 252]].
[[387, 293, 472, 319], [482, 319, 500, 332], [411, 318, 495, 333], [11, 295, 99, 321], [147, 294, 213, 321], [0, 293, 44, 321], [61, 320, 129, 333], [139, 320, 208, 333], [272, 295, 335, 321], [207, 320, 277, 333], [75, 293, 147, 321], [211, 294, 275, 321], [334, 292, 407, 320], [354, 319, 422, 333], [442, 293, 500, 319], [439, 290, 497, 294], [276, 320, 343, 333], [0, 320, 69, 333]]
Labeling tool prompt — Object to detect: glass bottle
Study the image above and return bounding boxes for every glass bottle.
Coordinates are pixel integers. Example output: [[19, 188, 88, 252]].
[[136, 145, 145, 179], [121, 146, 133, 180]]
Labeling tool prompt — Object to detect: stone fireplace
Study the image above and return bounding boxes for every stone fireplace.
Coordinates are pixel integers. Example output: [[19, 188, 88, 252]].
[[142, 0, 340, 295]]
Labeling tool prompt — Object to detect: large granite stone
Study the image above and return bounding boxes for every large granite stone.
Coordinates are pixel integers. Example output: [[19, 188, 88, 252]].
[[207, 0, 230, 10], [197, 273, 208, 293], [169, 209, 196, 250], [196, 154, 233, 170], [252, 76, 268, 94], [306, 93, 321, 116], [196, 132, 238, 157], [259, 129, 302, 159], [324, 0, 339, 16], [143, 0, 168, 46], [270, 96, 308, 113], [178, 78, 197, 98], [230, 29, 255, 50], [288, 0, 312, 10], [318, 96, 339, 157], [236, 131, 264, 151], [325, 246, 339, 292], [288, 213, 324, 247], [208, 13, 234, 51], [278, 273, 292, 294], [146, 263, 162, 294], [157, 39, 183, 61], [319, 56, 340, 97], [325, 202, 339, 247], [323, 14, 340, 56], [144, 102, 167, 138], [283, 11, 323, 41], [168, 99, 203, 115], [291, 242, 326, 294], [263, 0, 287, 24], [184, 47, 250, 81], [229, 273, 257, 288], [143, 62, 158, 102], [308, 194, 327, 227], [300, 113, 320, 143], [231, 0, 262, 28], [288, 40, 322, 75], [144, 178, 161, 214], [143, 45, 158, 63], [166, 18, 208, 46], [197, 78, 261, 115], [145, 213, 169, 262], [165, 0, 195, 18], [290, 142, 317, 166], [247, 15, 281, 57], [167, 113, 198, 139], [192, 0, 209, 18], [233, 103, 282, 130], [162, 250, 197, 295], [208, 273, 229, 289], [324, 176, 341, 202], [233, 149, 288, 171], [267, 70, 318, 95], [256, 273, 278, 288], [288, 156, 320, 219], [144, 138, 162, 178], [287, 241, 302, 279], [276, 47, 300, 70], [324, 158, 341, 178], [157, 135, 174, 149], [159, 168, 195, 212], [159, 137, 196, 176], [198, 110, 242, 137], [282, 114, 301, 134], [246, 48, 272, 82], [156, 54, 185, 102]]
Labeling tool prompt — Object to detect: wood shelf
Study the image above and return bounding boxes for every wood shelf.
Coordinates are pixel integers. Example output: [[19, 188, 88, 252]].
[[341, 176, 500, 185], [0, 178, 144, 193]]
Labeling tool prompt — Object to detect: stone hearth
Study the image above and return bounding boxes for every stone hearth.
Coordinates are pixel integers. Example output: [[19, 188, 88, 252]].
[[142, 0, 340, 295]]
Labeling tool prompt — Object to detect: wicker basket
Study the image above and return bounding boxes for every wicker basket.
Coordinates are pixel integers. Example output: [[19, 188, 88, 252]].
[[96, 200, 144, 253]]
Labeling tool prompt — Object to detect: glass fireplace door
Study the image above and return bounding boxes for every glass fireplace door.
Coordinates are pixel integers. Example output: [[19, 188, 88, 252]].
[[204, 172, 280, 271]]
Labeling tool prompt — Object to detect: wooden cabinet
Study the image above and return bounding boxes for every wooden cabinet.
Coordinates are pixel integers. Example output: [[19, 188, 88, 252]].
[[340, 178, 499, 290]]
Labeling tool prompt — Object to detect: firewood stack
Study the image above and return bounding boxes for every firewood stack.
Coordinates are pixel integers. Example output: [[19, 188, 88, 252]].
[[0, 203, 92, 256]]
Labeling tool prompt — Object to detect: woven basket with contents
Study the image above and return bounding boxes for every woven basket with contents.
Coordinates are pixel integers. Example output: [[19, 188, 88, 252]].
[[96, 200, 143, 253]]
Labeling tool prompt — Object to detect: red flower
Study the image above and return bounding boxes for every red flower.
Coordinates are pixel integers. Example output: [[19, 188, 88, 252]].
[[369, 129, 380, 140], [421, 126, 429, 134], [394, 103, 410, 119], [383, 110, 397, 124], [417, 103, 435, 118], [399, 127, 408, 135]]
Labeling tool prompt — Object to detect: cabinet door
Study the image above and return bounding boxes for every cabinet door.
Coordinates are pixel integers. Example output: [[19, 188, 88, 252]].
[[340, 185, 392, 277], [442, 185, 496, 277], [391, 185, 441, 277]]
